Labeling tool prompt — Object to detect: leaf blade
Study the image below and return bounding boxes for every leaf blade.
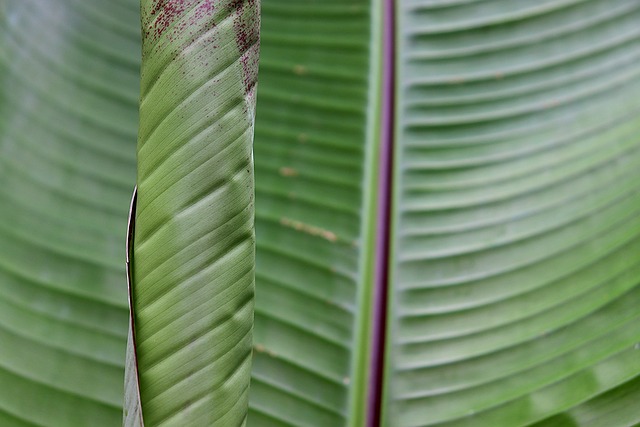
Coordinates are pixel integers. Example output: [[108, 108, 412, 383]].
[[0, 0, 140, 424], [385, 0, 640, 425]]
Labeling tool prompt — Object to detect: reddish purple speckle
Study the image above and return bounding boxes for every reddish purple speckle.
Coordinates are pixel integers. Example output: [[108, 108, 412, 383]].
[[194, 0, 215, 19], [232, 0, 260, 53], [240, 43, 259, 94], [142, 0, 259, 112], [146, 0, 187, 40], [231, 0, 260, 96]]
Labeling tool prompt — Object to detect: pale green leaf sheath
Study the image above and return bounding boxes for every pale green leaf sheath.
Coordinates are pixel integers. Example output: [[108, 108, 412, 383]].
[[126, 1, 259, 426], [385, 1, 640, 426]]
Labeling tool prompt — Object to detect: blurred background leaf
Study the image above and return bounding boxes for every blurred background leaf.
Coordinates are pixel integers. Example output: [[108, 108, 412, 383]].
[[0, 0, 139, 425], [384, 0, 640, 425], [248, 0, 379, 425]]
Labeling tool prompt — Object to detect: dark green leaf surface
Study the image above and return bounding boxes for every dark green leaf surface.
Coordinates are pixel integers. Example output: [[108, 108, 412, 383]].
[[385, 0, 640, 425], [129, 0, 259, 425], [0, 0, 139, 425]]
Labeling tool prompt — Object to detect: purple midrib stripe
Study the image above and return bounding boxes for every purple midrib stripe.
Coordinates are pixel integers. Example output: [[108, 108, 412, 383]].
[[367, 0, 395, 425]]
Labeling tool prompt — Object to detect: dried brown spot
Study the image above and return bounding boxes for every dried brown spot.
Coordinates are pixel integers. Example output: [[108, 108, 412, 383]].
[[279, 167, 298, 177], [293, 64, 308, 75], [280, 218, 338, 242], [544, 99, 560, 109], [297, 133, 308, 143]]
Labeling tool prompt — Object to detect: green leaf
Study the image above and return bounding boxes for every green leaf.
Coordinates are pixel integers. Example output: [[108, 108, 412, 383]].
[[128, 0, 259, 425], [2, 0, 640, 426], [384, 0, 640, 425], [248, 0, 381, 425], [0, 0, 139, 425]]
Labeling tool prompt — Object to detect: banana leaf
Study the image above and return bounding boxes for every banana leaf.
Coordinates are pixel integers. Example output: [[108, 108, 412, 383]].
[[125, 0, 259, 425], [1, 0, 640, 426]]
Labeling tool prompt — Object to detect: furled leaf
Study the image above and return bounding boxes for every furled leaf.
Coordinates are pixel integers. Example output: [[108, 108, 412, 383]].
[[127, 0, 260, 425], [384, 0, 640, 425]]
